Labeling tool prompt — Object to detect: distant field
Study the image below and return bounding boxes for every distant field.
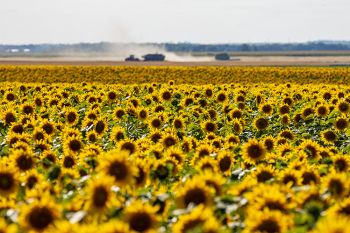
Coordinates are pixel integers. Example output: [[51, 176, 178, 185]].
[[0, 55, 350, 66]]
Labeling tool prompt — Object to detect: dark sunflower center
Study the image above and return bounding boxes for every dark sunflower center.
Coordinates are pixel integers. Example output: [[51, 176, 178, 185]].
[[183, 219, 204, 232], [247, 145, 263, 159], [219, 156, 231, 172], [93, 186, 109, 208], [28, 207, 54, 230], [0, 173, 14, 191], [257, 171, 273, 183], [121, 142, 136, 154], [155, 165, 169, 180], [69, 139, 81, 152], [16, 155, 33, 171], [184, 188, 207, 206], [63, 156, 75, 168], [164, 137, 176, 147], [95, 121, 105, 134], [329, 179, 344, 196], [129, 212, 152, 232], [27, 176, 38, 189], [254, 219, 280, 233], [67, 112, 77, 123], [108, 161, 128, 181], [302, 172, 317, 185]]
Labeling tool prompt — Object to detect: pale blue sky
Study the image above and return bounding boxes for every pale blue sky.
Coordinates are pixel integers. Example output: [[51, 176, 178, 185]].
[[0, 0, 349, 44]]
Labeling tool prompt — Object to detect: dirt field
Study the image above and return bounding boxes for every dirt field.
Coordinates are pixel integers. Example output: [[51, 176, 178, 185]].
[[0, 56, 350, 66]]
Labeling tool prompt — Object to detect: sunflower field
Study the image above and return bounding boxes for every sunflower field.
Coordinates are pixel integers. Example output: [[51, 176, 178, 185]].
[[1, 65, 350, 233]]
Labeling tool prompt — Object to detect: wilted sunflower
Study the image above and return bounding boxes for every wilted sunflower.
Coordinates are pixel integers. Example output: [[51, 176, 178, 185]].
[[98, 150, 137, 186], [242, 139, 266, 164], [125, 201, 158, 233]]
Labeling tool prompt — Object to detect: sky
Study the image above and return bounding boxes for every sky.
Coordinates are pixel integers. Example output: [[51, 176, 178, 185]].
[[0, 0, 349, 44]]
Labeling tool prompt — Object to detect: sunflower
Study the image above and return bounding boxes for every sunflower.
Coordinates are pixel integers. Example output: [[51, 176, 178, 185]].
[[301, 167, 320, 185], [1, 108, 16, 126], [244, 210, 292, 233], [202, 120, 217, 133], [0, 163, 18, 197], [63, 136, 83, 154], [321, 129, 337, 144], [337, 101, 349, 113], [64, 107, 79, 125], [328, 197, 350, 217], [162, 133, 178, 148], [260, 103, 273, 115], [334, 117, 349, 131], [113, 107, 126, 121], [148, 116, 163, 129], [279, 169, 300, 187], [21, 103, 35, 115], [322, 172, 348, 198], [98, 150, 136, 186], [100, 220, 131, 233], [216, 91, 227, 103], [176, 177, 213, 208], [316, 105, 329, 117], [124, 201, 158, 233], [19, 198, 60, 233], [217, 151, 234, 175], [172, 205, 220, 233], [22, 170, 43, 190], [253, 165, 275, 183], [0, 218, 16, 233], [118, 140, 137, 155], [298, 139, 321, 161], [312, 215, 350, 233], [173, 117, 185, 130], [333, 155, 350, 172], [85, 175, 115, 213], [12, 149, 35, 172], [263, 136, 275, 152], [232, 119, 243, 134], [164, 148, 185, 164], [254, 117, 269, 130], [242, 139, 266, 164]]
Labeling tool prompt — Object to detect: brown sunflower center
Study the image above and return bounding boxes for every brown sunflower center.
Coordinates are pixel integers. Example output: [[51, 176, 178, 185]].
[[28, 207, 54, 230], [184, 188, 207, 206], [16, 155, 33, 171], [0, 173, 14, 191], [219, 156, 231, 172], [129, 212, 152, 232], [254, 219, 280, 233], [93, 186, 109, 208], [108, 161, 128, 181]]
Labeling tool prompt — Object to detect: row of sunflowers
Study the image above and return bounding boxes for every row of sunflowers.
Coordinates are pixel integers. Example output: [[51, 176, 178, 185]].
[[0, 66, 350, 232]]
